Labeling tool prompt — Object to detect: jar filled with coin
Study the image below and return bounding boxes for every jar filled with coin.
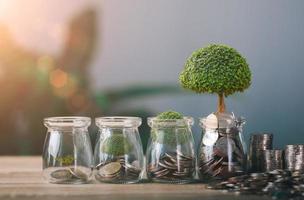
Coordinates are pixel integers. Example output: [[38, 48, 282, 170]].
[[42, 117, 93, 184], [146, 111, 196, 184], [94, 117, 144, 184], [198, 112, 246, 181]]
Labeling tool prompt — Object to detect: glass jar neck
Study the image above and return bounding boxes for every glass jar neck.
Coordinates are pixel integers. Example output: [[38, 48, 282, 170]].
[[148, 117, 194, 128], [95, 117, 141, 128], [199, 113, 245, 129], [44, 117, 91, 130]]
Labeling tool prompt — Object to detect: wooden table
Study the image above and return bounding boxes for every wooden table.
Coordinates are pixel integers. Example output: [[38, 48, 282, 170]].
[[0, 157, 271, 200]]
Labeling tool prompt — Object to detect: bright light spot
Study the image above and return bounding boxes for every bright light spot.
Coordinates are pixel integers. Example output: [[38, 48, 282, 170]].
[[0, 0, 12, 18], [52, 74, 77, 98], [49, 69, 68, 88]]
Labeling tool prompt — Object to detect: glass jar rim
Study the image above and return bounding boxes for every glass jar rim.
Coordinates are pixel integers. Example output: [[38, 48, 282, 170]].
[[199, 114, 245, 129], [95, 116, 142, 128], [148, 116, 194, 127], [44, 116, 91, 128]]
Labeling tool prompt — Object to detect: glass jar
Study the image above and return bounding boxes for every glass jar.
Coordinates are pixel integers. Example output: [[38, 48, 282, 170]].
[[42, 117, 93, 184], [94, 117, 144, 184], [198, 113, 246, 181], [146, 117, 196, 184]]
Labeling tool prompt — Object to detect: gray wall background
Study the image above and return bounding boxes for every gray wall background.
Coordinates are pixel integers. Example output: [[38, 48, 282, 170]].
[[90, 0, 304, 149]]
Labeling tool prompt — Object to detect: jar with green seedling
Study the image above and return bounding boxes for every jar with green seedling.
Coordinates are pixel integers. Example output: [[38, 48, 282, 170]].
[[42, 117, 93, 184], [94, 117, 144, 184], [146, 111, 196, 184], [179, 44, 251, 181]]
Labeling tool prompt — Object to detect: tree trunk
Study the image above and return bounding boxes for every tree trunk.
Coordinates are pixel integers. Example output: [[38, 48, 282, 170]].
[[217, 93, 226, 113]]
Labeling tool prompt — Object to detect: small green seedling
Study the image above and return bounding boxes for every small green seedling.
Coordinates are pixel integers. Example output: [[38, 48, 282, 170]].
[[101, 133, 133, 156], [151, 110, 190, 146]]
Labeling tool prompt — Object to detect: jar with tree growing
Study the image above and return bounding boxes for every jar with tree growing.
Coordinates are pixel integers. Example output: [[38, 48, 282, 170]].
[[179, 44, 251, 181]]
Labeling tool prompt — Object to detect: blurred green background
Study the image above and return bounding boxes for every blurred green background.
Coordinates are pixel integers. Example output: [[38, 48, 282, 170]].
[[0, 0, 304, 155]]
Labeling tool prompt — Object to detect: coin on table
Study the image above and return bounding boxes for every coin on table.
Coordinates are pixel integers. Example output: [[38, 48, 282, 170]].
[[51, 169, 72, 180], [99, 162, 122, 176]]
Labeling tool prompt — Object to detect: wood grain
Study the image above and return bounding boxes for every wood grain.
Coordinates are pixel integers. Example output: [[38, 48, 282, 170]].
[[0, 157, 271, 200]]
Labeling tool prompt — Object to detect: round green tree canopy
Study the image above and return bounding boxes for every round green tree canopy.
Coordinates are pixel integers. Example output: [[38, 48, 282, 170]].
[[179, 44, 251, 96]]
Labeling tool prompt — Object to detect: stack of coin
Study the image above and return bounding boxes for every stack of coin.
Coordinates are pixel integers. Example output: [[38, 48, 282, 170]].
[[285, 144, 304, 171], [96, 157, 141, 182], [50, 167, 88, 182], [261, 150, 283, 172], [97, 161, 122, 181], [207, 169, 304, 199], [118, 157, 142, 179], [199, 134, 246, 180], [147, 151, 195, 182], [248, 133, 273, 172]]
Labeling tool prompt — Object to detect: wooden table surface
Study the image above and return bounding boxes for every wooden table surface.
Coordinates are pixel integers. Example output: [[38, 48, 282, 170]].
[[0, 156, 271, 200]]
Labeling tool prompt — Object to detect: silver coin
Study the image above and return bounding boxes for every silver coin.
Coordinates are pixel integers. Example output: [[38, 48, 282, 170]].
[[159, 161, 177, 170], [176, 150, 193, 160], [69, 168, 87, 180], [153, 168, 170, 177], [131, 160, 140, 169], [99, 162, 122, 176], [215, 137, 236, 156], [50, 169, 72, 180]]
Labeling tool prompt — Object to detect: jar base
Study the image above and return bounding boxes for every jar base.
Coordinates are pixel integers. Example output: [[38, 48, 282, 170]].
[[95, 179, 141, 184], [48, 179, 90, 184], [150, 178, 194, 184]]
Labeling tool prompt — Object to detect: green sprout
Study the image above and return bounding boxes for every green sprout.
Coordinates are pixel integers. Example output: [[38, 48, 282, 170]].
[[151, 111, 190, 146], [56, 155, 74, 166], [100, 133, 133, 156], [179, 44, 251, 113], [156, 110, 183, 120]]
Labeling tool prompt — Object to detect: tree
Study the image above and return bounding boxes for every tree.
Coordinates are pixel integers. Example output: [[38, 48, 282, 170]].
[[179, 44, 251, 113]]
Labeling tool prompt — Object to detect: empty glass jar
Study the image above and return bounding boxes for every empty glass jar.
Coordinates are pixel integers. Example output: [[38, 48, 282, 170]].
[[198, 112, 246, 181], [42, 117, 93, 184], [94, 117, 144, 184], [146, 117, 196, 184]]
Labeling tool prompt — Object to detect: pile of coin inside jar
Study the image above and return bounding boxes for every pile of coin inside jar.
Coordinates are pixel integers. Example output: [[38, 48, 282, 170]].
[[198, 113, 247, 181], [207, 132, 304, 199], [147, 151, 195, 183], [146, 116, 196, 183], [95, 156, 141, 183], [50, 167, 89, 183]]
